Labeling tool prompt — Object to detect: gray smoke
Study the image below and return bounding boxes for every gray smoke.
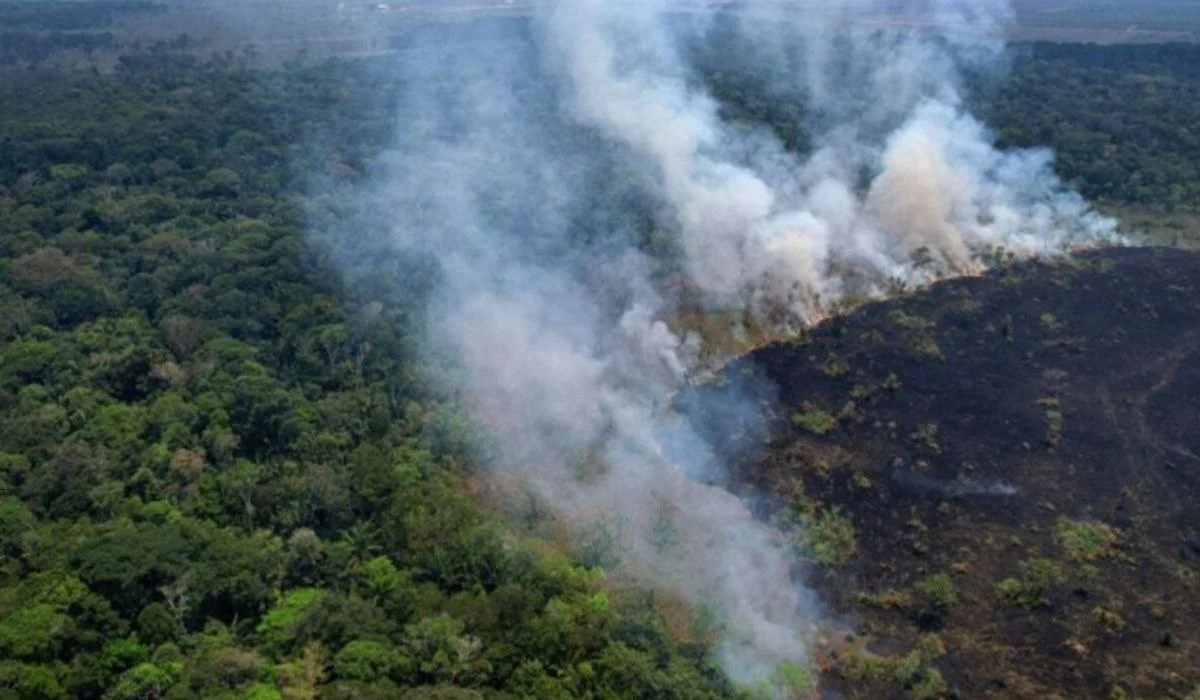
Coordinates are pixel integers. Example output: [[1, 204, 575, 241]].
[[332, 0, 1120, 693]]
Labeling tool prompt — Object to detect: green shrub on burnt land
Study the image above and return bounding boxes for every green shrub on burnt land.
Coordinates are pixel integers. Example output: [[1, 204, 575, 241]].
[[909, 422, 942, 453], [999, 558, 1067, 608], [910, 572, 958, 630], [1038, 397, 1066, 447], [819, 354, 850, 378], [915, 574, 957, 615], [797, 507, 858, 570], [908, 334, 944, 360], [791, 403, 839, 435], [1057, 519, 1120, 562], [832, 637, 948, 700]]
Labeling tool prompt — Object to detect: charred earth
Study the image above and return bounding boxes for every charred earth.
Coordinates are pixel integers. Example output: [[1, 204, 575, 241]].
[[681, 247, 1200, 699]]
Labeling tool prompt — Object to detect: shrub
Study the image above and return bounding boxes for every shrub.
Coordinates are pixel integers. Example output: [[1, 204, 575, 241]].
[[910, 423, 941, 453], [857, 589, 911, 609], [820, 354, 849, 378], [835, 646, 946, 700], [799, 507, 857, 569], [1090, 606, 1127, 634], [999, 558, 1066, 608], [792, 404, 838, 435], [909, 335, 944, 360], [1045, 409, 1064, 446], [887, 310, 934, 331], [1037, 397, 1064, 447], [1057, 519, 1119, 562], [915, 573, 958, 611], [1040, 313, 1063, 331]]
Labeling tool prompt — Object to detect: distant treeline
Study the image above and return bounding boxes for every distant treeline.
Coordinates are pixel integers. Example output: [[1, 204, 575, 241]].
[[0, 0, 168, 67], [0, 1, 164, 31]]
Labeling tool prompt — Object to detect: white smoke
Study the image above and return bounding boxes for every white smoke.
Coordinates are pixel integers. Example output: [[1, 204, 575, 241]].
[[541, 0, 1118, 322], [336, 0, 1121, 693]]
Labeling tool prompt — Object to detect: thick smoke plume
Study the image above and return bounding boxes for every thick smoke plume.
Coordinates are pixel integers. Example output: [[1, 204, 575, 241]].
[[337, 0, 1119, 692], [542, 0, 1116, 324]]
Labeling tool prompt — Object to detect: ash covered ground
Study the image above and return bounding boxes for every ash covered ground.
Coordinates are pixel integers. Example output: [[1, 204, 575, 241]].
[[681, 246, 1200, 698]]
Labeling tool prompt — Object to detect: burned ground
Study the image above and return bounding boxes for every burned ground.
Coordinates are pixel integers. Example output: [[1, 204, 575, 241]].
[[682, 247, 1200, 699]]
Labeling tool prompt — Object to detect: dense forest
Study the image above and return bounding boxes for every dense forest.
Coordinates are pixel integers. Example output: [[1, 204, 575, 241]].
[[2, 8, 1200, 698], [0, 51, 745, 700], [987, 43, 1200, 210]]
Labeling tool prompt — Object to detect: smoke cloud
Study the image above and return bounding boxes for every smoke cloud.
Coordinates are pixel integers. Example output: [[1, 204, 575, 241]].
[[327, 0, 1120, 692], [541, 0, 1117, 323]]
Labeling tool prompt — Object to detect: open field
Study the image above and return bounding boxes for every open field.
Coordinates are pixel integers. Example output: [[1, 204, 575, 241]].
[[1106, 206, 1200, 251], [1014, 0, 1200, 32], [126, 0, 1200, 50]]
